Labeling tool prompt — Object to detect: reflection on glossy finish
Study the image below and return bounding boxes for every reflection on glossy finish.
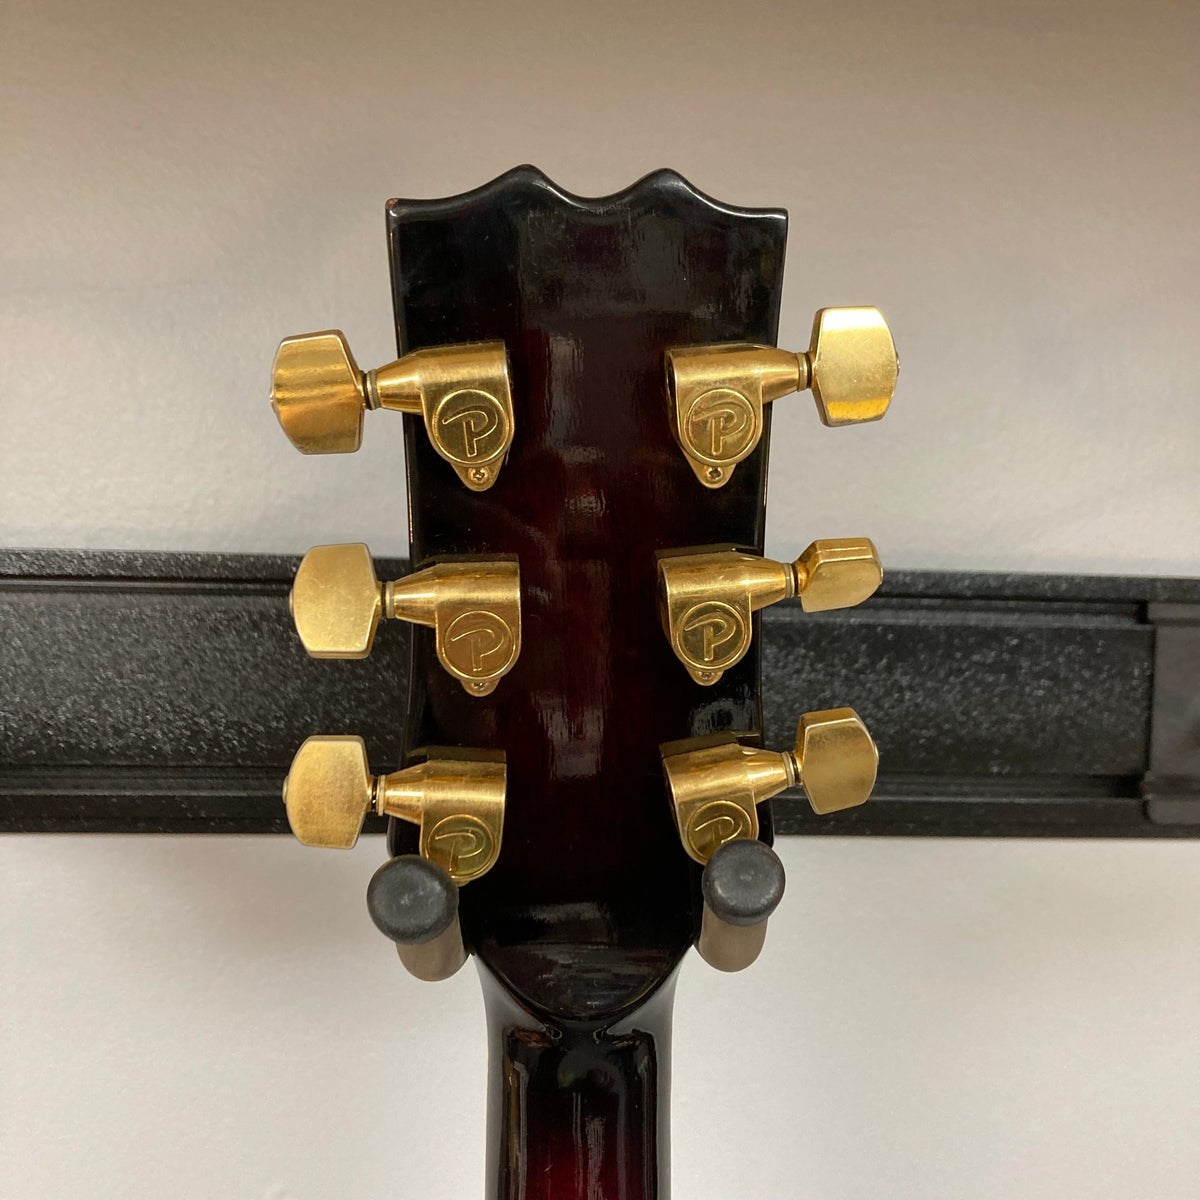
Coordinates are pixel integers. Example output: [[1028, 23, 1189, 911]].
[[387, 167, 786, 1198]]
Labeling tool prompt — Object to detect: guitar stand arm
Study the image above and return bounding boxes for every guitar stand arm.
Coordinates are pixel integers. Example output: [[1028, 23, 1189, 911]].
[[366, 855, 468, 981], [697, 839, 786, 972]]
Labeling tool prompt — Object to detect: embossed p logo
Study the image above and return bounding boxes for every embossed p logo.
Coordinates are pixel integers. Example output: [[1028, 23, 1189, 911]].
[[433, 389, 510, 463], [444, 610, 517, 678], [426, 813, 498, 882], [684, 388, 757, 462], [678, 601, 749, 670], [685, 799, 756, 862]]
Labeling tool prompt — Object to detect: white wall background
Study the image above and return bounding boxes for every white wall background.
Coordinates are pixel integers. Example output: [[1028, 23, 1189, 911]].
[[2, 0, 1198, 1197]]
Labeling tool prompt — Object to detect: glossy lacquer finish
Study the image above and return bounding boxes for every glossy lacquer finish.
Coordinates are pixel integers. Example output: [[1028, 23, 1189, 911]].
[[387, 168, 786, 1199]]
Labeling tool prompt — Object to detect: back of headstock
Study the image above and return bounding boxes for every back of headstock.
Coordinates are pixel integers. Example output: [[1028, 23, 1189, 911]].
[[269, 167, 896, 1199], [389, 168, 786, 1020]]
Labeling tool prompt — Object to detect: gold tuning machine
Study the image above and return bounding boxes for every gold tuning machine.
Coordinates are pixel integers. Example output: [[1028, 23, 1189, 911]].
[[665, 306, 898, 487], [270, 330, 514, 491], [282, 735, 505, 885], [662, 709, 878, 864], [290, 543, 521, 696], [658, 539, 882, 685]]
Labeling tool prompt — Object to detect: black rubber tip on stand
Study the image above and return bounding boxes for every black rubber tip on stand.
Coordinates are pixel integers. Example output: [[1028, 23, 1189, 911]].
[[367, 855, 459, 945], [701, 839, 786, 927]]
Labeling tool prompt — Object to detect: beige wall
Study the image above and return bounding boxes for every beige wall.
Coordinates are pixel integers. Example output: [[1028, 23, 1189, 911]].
[[2, 1, 1199, 1197], [3, 0, 1198, 572]]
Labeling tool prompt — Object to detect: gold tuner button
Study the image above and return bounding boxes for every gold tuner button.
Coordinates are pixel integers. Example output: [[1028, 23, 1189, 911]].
[[290, 543, 383, 659], [270, 330, 515, 491], [795, 538, 882, 612], [658, 539, 882, 685], [796, 708, 879, 815], [661, 708, 877, 861], [282, 736, 506, 885], [664, 306, 898, 487], [290, 544, 521, 696], [282, 734, 374, 849]]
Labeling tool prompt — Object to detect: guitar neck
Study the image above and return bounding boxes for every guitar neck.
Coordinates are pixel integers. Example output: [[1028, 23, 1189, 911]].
[[481, 967, 675, 1200]]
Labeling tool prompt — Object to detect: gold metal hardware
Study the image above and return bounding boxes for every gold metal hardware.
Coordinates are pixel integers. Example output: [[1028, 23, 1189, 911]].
[[290, 543, 521, 696], [662, 709, 878, 863], [658, 539, 882, 684], [665, 307, 898, 487], [282, 736, 505, 884], [270, 330, 514, 491]]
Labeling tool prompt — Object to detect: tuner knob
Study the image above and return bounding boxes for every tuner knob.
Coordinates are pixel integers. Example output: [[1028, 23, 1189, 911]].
[[282, 735, 505, 884], [665, 306, 898, 487], [271, 330, 515, 491], [658, 539, 882, 684], [290, 544, 521, 696], [661, 708, 878, 864]]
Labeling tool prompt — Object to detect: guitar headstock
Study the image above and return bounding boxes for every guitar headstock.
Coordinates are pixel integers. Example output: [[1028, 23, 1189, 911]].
[[269, 166, 896, 1189]]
